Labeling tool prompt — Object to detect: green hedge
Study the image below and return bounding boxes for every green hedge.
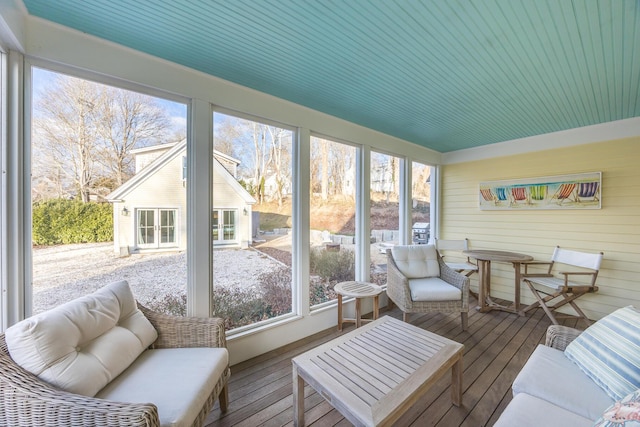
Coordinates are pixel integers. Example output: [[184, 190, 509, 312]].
[[32, 199, 113, 245]]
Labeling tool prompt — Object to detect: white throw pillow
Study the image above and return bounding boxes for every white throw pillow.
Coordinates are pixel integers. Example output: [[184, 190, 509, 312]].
[[5, 280, 158, 397], [565, 305, 640, 401], [391, 244, 440, 279]]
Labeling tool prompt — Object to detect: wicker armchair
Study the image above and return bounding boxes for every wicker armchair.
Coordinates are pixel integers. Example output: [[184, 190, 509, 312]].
[[0, 304, 230, 427], [544, 324, 583, 351], [386, 246, 470, 330]]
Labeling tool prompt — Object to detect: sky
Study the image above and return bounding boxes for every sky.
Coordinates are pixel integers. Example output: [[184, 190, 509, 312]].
[[32, 67, 188, 136]]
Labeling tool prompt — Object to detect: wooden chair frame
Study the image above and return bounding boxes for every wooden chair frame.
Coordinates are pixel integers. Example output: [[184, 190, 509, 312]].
[[521, 246, 603, 325]]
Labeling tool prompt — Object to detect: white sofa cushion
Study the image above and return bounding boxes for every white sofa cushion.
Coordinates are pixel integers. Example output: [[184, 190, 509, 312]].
[[96, 347, 229, 427], [494, 393, 593, 427], [565, 305, 640, 401], [512, 344, 614, 420], [391, 244, 440, 279], [409, 277, 461, 301], [5, 280, 157, 397]]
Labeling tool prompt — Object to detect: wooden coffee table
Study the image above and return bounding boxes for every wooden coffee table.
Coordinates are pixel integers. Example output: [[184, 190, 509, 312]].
[[292, 316, 464, 427]]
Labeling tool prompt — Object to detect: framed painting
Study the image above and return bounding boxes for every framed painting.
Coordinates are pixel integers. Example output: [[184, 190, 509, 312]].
[[479, 172, 601, 210]]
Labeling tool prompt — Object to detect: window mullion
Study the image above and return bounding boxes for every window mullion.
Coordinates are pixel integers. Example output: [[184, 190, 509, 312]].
[[187, 99, 213, 317]]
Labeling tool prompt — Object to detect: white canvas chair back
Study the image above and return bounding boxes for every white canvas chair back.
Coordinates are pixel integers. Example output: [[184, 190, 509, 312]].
[[551, 247, 603, 271], [435, 239, 477, 282], [435, 239, 470, 252]]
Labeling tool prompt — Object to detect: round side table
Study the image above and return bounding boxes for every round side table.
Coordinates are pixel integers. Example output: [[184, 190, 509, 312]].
[[334, 281, 383, 331]]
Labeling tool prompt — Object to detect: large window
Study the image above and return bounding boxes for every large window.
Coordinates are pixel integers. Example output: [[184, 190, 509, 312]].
[[30, 67, 188, 315], [370, 151, 401, 285], [24, 65, 437, 338], [309, 136, 357, 307], [411, 161, 432, 244], [212, 111, 294, 330]]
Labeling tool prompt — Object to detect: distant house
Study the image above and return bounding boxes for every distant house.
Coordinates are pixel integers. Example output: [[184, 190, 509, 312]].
[[107, 141, 255, 254]]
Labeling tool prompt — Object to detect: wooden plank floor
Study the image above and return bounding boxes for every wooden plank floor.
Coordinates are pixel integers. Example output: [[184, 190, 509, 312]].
[[205, 300, 584, 427]]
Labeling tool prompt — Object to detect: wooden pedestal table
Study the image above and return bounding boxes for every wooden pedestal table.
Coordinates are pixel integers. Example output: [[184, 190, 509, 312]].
[[334, 281, 383, 331], [462, 250, 533, 314], [292, 316, 464, 427]]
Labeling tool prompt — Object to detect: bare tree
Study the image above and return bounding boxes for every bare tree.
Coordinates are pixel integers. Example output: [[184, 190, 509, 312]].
[[96, 87, 171, 186], [320, 138, 329, 200], [34, 76, 102, 202], [266, 126, 291, 207], [33, 73, 174, 201]]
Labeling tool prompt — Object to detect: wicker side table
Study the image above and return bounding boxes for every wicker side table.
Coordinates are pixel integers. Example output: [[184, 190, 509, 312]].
[[334, 281, 383, 331]]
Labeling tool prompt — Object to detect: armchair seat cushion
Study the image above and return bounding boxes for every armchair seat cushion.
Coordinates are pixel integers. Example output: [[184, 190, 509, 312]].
[[409, 277, 462, 302], [96, 347, 229, 427]]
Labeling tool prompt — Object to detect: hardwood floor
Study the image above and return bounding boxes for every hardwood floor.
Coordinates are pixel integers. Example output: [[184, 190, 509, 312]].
[[205, 301, 584, 427]]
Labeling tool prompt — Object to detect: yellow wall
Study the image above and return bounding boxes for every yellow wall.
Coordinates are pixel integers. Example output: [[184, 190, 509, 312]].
[[441, 138, 640, 320]]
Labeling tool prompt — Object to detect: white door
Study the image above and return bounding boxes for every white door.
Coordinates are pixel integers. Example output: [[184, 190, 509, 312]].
[[212, 209, 237, 244], [137, 208, 177, 249]]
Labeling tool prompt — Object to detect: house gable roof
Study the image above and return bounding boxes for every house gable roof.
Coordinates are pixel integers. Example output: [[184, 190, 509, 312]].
[[107, 140, 255, 204]]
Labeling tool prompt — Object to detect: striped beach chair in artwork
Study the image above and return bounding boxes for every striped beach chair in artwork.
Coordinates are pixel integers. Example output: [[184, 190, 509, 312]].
[[480, 188, 496, 204], [529, 185, 547, 201], [510, 187, 528, 205], [578, 182, 600, 202], [550, 183, 577, 204]]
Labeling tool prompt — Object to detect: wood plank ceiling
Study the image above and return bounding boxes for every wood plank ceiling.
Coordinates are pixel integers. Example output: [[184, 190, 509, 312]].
[[22, 0, 640, 153]]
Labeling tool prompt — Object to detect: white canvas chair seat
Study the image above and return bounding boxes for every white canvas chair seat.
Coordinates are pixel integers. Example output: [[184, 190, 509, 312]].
[[386, 244, 470, 330], [521, 246, 603, 326], [444, 261, 479, 274], [525, 276, 588, 291]]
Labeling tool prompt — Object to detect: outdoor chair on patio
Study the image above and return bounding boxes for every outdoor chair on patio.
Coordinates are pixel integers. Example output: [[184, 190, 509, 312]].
[[521, 246, 603, 325], [435, 238, 478, 278], [386, 245, 470, 330]]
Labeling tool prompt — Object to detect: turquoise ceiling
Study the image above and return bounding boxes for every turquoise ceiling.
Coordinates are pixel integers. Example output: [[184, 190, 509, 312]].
[[22, 0, 640, 152]]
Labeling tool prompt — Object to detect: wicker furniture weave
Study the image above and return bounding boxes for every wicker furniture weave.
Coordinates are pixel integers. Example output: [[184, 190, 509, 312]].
[[0, 303, 230, 427], [386, 248, 470, 330], [544, 324, 583, 351]]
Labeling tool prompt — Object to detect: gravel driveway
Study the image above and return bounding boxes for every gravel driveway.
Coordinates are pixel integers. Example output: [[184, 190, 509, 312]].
[[32, 242, 285, 314]]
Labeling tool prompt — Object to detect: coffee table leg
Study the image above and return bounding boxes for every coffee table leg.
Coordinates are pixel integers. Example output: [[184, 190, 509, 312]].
[[355, 297, 362, 328], [337, 294, 343, 331], [451, 356, 463, 406], [293, 365, 305, 426]]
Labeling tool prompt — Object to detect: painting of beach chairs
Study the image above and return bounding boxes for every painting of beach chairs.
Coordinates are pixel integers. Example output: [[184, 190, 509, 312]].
[[479, 172, 601, 210]]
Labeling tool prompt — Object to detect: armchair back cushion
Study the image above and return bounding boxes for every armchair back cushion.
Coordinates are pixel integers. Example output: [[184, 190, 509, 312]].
[[391, 244, 440, 279], [5, 280, 158, 397], [565, 305, 640, 401]]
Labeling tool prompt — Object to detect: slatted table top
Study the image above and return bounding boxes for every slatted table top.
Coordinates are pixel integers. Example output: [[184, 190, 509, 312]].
[[292, 316, 464, 427]]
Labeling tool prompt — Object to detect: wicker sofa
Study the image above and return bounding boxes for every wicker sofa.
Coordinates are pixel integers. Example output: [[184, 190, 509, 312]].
[[495, 306, 640, 426], [0, 281, 230, 427]]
